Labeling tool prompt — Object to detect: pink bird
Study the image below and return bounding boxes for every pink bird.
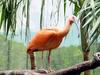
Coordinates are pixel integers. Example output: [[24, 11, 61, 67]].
[[27, 15, 79, 69]]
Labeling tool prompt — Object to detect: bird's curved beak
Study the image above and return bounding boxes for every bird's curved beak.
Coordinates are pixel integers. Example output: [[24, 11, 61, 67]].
[[74, 17, 80, 37]]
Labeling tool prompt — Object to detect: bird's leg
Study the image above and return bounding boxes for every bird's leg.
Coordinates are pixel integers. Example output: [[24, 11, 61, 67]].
[[30, 52, 36, 69], [48, 50, 52, 71], [27, 49, 36, 70], [42, 51, 44, 61], [40, 51, 44, 68]]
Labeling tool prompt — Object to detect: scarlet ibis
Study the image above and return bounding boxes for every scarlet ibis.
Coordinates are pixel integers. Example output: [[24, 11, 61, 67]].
[[27, 15, 79, 69]]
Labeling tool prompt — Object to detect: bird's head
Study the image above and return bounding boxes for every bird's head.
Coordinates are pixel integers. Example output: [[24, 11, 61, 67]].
[[68, 16, 75, 24], [68, 15, 80, 26], [68, 15, 80, 37]]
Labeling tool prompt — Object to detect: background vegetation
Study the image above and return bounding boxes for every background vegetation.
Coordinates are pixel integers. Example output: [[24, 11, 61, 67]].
[[0, 34, 100, 75], [0, 0, 100, 75]]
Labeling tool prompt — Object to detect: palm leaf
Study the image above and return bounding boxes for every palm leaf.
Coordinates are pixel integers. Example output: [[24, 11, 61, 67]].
[[95, 8, 100, 15], [57, 0, 61, 24], [64, 0, 66, 16], [40, 0, 45, 29], [0, 1, 6, 29], [88, 31, 100, 50], [25, 0, 30, 41], [0, 0, 25, 38], [76, 0, 100, 50], [81, 12, 92, 23], [78, 1, 100, 16], [90, 16, 100, 38], [69, 0, 80, 15], [77, 6, 92, 20], [82, 16, 93, 28]]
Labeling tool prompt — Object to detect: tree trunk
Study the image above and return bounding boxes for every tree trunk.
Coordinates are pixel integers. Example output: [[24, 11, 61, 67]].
[[7, 40, 11, 70], [80, 14, 91, 75], [83, 51, 90, 75]]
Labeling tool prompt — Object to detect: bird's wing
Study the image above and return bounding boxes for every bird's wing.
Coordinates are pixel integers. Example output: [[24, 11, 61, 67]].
[[43, 28, 59, 32], [30, 30, 57, 48]]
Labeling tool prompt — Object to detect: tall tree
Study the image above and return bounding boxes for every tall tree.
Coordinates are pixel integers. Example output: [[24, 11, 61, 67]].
[[0, 0, 30, 69], [69, 0, 100, 75]]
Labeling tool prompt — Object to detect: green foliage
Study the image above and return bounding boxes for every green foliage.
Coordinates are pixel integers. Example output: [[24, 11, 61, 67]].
[[0, 0, 30, 39], [64, 0, 66, 16], [69, 0, 81, 16], [77, 0, 100, 49], [33, 45, 83, 70], [70, 0, 100, 51], [25, 0, 30, 41], [0, 34, 100, 74], [0, 0, 18, 37], [0, 35, 26, 70], [40, 0, 45, 29]]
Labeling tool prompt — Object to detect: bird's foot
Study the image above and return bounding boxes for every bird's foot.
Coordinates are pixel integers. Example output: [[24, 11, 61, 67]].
[[31, 66, 36, 70], [48, 67, 55, 73], [36, 68, 48, 74], [40, 65, 44, 69]]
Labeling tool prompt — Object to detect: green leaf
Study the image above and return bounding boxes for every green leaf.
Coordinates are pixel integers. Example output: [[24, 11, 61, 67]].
[[95, 2, 100, 7], [82, 16, 93, 28], [90, 16, 100, 38], [0, 4, 5, 29], [40, 0, 45, 29], [88, 32, 99, 49], [74, 2, 80, 16], [64, 0, 66, 16], [6, 18, 11, 37], [82, 0, 90, 8], [25, 0, 30, 41], [90, 0, 95, 9], [81, 11, 92, 23], [95, 7, 100, 16], [78, 6, 91, 14]]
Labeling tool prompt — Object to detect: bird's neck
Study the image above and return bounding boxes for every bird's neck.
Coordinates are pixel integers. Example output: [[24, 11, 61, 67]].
[[60, 20, 72, 37]]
